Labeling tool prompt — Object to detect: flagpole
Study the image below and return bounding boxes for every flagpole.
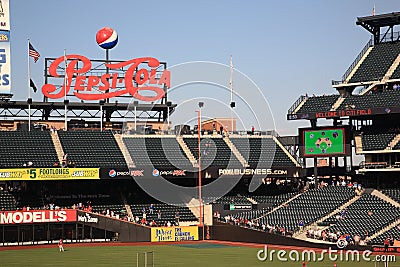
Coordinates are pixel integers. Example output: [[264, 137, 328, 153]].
[[64, 49, 68, 131], [28, 39, 31, 132]]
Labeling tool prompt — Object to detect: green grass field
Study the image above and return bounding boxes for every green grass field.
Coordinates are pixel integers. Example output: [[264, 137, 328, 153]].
[[1, 243, 399, 267]]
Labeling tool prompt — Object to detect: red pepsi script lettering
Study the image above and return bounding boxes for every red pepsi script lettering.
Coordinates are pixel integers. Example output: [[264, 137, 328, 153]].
[[42, 55, 170, 101]]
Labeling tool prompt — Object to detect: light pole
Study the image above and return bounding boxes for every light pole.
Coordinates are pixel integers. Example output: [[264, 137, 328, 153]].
[[196, 101, 204, 228], [133, 101, 138, 133], [99, 100, 105, 132]]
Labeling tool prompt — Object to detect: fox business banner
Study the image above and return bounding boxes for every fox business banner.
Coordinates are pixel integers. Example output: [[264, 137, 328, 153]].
[[0, 168, 100, 180], [218, 168, 292, 177], [151, 226, 199, 242], [0, 209, 77, 224]]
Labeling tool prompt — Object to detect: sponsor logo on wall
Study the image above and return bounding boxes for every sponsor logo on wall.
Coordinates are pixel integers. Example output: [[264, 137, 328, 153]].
[[0, 210, 77, 224], [77, 213, 99, 223]]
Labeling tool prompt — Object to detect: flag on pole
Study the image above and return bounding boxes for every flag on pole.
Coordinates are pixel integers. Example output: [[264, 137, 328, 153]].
[[372, 3, 376, 16], [30, 79, 37, 93], [29, 42, 40, 63]]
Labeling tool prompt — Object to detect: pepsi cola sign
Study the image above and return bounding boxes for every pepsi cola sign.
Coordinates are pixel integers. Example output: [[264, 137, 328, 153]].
[[42, 55, 170, 102]]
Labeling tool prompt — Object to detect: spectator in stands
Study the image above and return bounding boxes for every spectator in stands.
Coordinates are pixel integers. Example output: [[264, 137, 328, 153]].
[[53, 161, 59, 167], [142, 211, 147, 221], [149, 204, 154, 214], [175, 211, 180, 225], [340, 210, 346, 220], [384, 237, 390, 252], [299, 220, 304, 231], [157, 210, 162, 220]]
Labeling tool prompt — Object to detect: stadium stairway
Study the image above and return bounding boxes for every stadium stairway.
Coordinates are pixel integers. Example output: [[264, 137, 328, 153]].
[[344, 45, 373, 84], [176, 136, 197, 167], [359, 82, 381, 96], [363, 190, 400, 242], [291, 96, 307, 114], [223, 136, 248, 167], [330, 96, 346, 111], [367, 217, 400, 243], [246, 197, 257, 204], [354, 135, 363, 154], [272, 136, 301, 168], [371, 189, 400, 208], [383, 53, 400, 82], [386, 134, 400, 150], [187, 198, 213, 225], [114, 134, 135, 168], [51, 131, 65, 164], [125, 204, 134, 220]]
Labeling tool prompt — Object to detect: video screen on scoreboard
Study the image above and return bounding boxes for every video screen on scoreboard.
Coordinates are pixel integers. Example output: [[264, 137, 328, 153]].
[[301, 128, 347, 157]]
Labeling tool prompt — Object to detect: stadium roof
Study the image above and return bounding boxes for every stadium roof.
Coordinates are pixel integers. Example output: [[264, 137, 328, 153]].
[[357, 12, 400, 44], [357, 12, 400, 28]]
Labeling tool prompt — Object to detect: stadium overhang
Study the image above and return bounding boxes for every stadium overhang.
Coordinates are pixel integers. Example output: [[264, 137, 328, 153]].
[[357, 12, 400, 44]]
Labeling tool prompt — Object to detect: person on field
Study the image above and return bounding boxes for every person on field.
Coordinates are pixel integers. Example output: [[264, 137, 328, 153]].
[[58, 238, 64, 252]]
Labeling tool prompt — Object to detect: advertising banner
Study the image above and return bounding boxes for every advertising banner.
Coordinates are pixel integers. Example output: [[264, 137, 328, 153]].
[[151, 226, 199, 242], [0, 41, 10, 94], [0, 0, 10, 31], [0, 209, 77, 224], [0, 168, 100, 180]]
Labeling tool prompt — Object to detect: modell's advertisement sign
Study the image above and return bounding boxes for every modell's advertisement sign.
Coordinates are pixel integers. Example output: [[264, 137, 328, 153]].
[[42, 55, 170, 101], [0, 209, 77, 224]]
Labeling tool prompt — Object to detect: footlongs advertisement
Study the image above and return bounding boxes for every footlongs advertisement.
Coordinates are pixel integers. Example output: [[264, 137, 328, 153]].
[[0, 209, 77, 224], [151, 226, 199, 242], [0, 168, 100, 180]]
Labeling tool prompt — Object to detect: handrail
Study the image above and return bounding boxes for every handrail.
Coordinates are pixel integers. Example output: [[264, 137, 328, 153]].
[[288, 95, 306, 114], [341, 38, 373, 82]]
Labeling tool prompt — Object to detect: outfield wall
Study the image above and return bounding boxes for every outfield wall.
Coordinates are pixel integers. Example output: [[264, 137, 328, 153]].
[[211, 220, 371, 250], [76, 211, 150, 242]]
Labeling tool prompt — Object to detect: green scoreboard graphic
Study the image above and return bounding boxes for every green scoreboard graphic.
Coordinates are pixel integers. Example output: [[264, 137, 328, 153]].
[[302, 128, 346, 157]]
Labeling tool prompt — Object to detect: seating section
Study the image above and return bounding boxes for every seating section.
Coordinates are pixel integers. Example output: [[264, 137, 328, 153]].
[[390, 63, 400, 79], [58, 131, 126, 167], [0, 190, 17, 210], [257, 186, 355, 232], [0, 131, 58, 167], [251, 192, 298, 205], [229, 193, 300, 222], [324, 195, 400, 239], [361, 133, 396, 151], [91, 204, 127, 219], [370, 226, 400, 245], [183, 137, 242, 167], [382, 188, 400, 203], [296, 95, 339, 114], [213, 195, 252, 204], [129, 203, 197, 225], [230, 137, 296, 167], [123, 137, 193, 170], [349, 42, 400, 83], [339, 90, 400, 110]]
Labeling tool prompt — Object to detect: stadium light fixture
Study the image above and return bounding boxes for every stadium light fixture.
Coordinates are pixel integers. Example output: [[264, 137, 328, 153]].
[[196, 102, 204, 228]]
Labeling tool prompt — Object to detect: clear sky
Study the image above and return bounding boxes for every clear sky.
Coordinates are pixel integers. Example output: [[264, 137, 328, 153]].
[[9, 0, 400, 135]]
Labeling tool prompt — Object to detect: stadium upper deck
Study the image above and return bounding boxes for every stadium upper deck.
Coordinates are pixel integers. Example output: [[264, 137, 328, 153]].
[[288, 12, 400, 121]]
